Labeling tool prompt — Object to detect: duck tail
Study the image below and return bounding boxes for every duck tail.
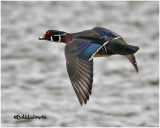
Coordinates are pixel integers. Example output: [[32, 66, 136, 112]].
[[106, 40, 139, 55]]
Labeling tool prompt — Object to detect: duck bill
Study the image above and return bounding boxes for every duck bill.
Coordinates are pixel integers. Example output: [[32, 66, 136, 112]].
[[39, 34, 46, 40]]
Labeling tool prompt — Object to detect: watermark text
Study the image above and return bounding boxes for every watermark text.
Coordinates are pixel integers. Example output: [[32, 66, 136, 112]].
[[13, 114, 47, 120]]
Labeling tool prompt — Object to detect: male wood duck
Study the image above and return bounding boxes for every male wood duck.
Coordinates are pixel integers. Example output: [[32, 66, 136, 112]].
[[39, 27, 139, 105]]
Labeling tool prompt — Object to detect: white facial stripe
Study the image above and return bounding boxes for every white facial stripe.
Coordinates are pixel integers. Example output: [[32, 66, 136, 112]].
[[58, 36, 61, 42], [51, 36, 54, 41]]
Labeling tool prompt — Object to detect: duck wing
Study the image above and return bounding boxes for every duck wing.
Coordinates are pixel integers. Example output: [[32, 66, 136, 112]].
[[65, 39, 96, 105]]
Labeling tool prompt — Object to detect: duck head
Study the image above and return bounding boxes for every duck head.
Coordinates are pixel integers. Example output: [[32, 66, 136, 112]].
[[39, 30, 68, 43]]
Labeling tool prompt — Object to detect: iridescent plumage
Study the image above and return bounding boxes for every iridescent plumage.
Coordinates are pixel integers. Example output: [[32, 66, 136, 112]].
[[39, 27, 139, 105]]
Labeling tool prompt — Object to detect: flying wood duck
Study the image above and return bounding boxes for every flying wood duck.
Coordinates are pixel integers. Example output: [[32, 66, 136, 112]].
[[39, 27, 139, 105]]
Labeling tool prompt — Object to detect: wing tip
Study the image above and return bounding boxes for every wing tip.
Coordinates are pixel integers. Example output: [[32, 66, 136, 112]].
[[135, 65, 139, 73], [79, 96, 91, 106]]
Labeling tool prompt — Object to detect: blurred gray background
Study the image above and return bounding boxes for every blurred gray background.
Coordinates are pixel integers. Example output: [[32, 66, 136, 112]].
[[1, 1, 159, 127]]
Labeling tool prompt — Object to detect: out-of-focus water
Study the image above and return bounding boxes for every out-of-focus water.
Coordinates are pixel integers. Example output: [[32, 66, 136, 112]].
[[1, 1, 159, 127]]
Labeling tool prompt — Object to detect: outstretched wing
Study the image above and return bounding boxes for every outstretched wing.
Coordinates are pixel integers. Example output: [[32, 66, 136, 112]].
[[65, 40, 95, 105]]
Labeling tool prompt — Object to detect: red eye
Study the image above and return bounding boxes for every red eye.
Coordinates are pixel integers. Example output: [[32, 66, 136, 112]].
[[46, 32, 51, 36]]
